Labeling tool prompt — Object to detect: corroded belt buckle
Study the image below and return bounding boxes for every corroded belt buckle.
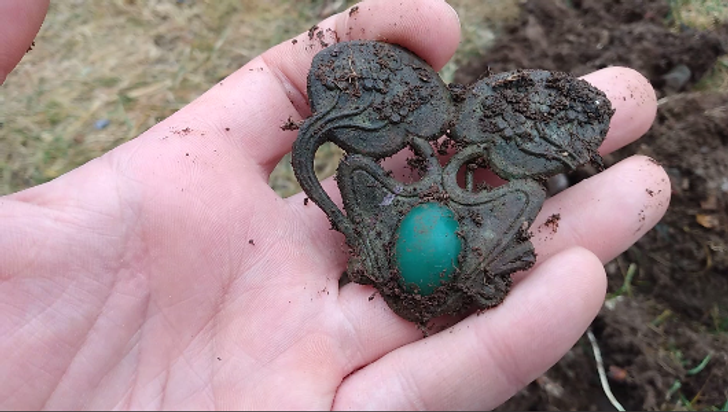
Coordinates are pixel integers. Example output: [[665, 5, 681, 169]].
[[292, 40, 613, 325]]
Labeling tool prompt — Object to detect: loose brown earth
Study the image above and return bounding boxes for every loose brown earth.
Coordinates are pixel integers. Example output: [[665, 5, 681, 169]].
[[456, 0, 728, 410]]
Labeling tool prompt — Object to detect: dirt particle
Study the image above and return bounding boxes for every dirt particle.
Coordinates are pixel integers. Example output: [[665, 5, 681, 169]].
[[281, 116, 301, 131], [646, 157, 662, 166], [172, 127, 193, 136], [417, 184, 450, 203], [292, 39, 298, 45], [225, 127, 230, 132], [700, 194, 718, 210], [542, 213, 561, 234], [26, 41, 35, 53], [316, 29, 329, 48], [468, 209, 484, 227], [405, 155, 428, 175], [304, 197, 310, 206], [448, 83, 468, 103], [325, 28, 339, 43], [349, 6, 359, 17], [248, 239, 255, 246], [308, 25, 319, 41], [645, 188, 655, 197]]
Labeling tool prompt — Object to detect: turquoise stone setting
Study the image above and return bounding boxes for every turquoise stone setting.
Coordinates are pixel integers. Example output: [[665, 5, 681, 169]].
[[393, 202, 462, 295]]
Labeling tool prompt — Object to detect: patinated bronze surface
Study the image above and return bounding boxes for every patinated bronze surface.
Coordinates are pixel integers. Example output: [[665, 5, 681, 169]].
[[292, 40, 614, 325]]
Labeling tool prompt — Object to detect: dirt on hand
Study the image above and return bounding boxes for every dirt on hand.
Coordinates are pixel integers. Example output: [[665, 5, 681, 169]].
[[456, 0, 728, 410]]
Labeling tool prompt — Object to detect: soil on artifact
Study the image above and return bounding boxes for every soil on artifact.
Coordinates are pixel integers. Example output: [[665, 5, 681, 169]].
[[456, 0, 728, 410], [298, 40, 612, 326]]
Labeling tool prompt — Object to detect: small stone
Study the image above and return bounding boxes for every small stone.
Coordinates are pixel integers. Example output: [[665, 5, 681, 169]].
[[94, 119, 110, 130], [661, 64, 691, 92]]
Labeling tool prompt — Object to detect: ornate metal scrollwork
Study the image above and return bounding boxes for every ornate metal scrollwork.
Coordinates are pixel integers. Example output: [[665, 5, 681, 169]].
[[292, 40, 613, 324]]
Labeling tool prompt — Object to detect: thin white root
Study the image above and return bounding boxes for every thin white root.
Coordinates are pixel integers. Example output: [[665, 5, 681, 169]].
[[587, 328, 626, 412]]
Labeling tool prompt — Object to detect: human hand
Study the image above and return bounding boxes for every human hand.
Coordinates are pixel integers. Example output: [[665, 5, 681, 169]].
[[1, 0, 669, 410], [0, 0, 48, 85]]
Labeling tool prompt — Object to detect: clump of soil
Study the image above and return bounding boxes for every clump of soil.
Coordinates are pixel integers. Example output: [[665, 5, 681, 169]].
[[456, 0, 728, 410]]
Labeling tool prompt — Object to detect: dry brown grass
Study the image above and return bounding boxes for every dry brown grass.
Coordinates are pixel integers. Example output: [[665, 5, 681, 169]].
[[1, 0, 725, 197], [671, 0, 728, 30], [0, 0, 519, 197], [1, 0, 333, 195]]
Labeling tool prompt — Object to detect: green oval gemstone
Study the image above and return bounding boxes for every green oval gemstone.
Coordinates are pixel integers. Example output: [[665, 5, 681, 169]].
[[394, 202, 462, 295]]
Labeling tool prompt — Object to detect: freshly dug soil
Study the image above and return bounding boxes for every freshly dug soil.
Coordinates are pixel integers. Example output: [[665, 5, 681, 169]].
[[456, 0, 728, 410], [456, 0, 726, 98]]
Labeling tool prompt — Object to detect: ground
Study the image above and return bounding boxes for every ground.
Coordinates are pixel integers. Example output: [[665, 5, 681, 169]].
[[456, 0, 728, 410], [0, 0, 518, 197], [2, 0, 727, 410]]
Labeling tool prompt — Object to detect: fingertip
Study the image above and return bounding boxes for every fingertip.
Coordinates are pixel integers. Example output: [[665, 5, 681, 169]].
[[265, 0, 462, 101], [581, 66, 657, 154], [216, 0, 463, 174], [0, 0, 49, 84], [476, 246, 606, 408], [538, 246, 607, 310], [338, 0, 462, 70], [628, 154, 672, 216], [609, 154, 672, 224], [506, 246, 606, 336], [441, 0, 462, 37], [532, 154, 672, 265]]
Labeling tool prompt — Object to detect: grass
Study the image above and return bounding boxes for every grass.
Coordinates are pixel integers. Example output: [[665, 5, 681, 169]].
[[670, 0, 728, 30], [0, 0, 519, 197], [1, 0, 330, 195], [670, 0, 728, 93], [1, 0, 727, 197], [607, 262, 637, 299]]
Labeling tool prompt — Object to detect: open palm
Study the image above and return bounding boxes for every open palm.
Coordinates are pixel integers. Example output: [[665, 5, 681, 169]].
[[1, 0, 669, 410]]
